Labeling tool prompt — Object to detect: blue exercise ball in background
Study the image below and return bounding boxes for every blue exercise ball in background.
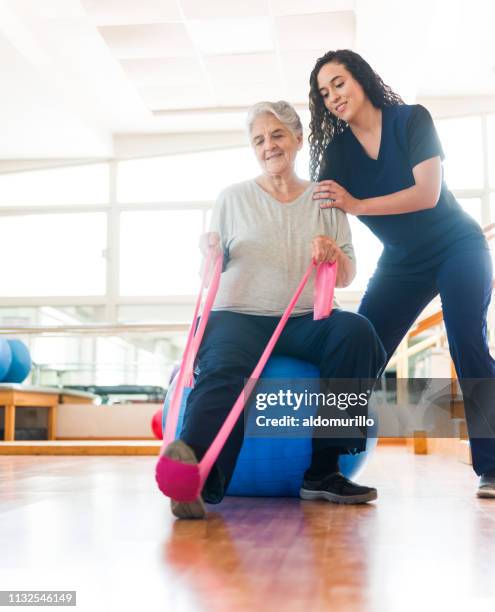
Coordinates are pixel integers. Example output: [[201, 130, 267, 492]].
[[3, 339, 32, 383], [0, 338, 13, 382], [162, 355, 378, 498]]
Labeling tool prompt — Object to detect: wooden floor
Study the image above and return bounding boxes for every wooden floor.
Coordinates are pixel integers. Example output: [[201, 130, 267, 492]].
[[1, 447, 495, 612]]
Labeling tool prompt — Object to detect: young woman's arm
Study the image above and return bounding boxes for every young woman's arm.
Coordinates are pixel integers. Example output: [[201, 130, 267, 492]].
[[313, 156, 443, 216]]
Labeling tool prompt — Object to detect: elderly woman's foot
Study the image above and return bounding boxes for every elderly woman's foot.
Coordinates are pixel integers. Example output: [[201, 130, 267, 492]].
[[300, 472, 377, 504], [163, 440, 207, 519]]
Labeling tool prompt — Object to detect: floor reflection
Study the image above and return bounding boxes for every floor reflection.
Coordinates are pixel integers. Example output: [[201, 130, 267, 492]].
[[163, 497, 377, 612]]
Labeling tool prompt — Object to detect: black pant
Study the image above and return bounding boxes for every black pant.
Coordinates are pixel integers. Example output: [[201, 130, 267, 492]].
[[359, 244, 495, 475]]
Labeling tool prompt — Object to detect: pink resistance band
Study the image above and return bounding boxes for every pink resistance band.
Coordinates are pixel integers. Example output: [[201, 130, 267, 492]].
[[155, 248, 338, 502]]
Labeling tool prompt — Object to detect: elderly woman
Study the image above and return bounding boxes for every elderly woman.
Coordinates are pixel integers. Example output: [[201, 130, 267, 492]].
[[165, 101, 385, 519]]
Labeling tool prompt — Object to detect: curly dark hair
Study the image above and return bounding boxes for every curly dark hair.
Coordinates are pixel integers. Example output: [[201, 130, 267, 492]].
[[308, 49, 404, 181]]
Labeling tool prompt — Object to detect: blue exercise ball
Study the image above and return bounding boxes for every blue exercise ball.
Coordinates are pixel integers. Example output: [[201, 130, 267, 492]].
[[3, 339, 32, 383], [0, 338, 13, 382], [163, 355, 378, 498]]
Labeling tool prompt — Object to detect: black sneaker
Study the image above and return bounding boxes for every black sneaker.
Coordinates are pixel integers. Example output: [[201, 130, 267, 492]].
[[300, 472, 377, 504]]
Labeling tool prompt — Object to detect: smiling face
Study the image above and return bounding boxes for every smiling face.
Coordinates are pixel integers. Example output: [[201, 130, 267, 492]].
[[250, 113, 302, 177], [317, 61, 367, 123]]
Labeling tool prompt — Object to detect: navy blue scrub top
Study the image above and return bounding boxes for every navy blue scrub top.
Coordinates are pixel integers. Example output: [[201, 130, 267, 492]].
[[320, 104, 486, 274]]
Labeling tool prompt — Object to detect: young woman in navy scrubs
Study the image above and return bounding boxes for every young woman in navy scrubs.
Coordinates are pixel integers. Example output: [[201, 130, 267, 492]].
[[308, 49, 495, 498]]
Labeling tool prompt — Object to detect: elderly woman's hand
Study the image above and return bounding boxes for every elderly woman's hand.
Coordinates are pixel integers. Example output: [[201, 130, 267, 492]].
[[311, 235, 341, 265], [199, 232, 221, 258], [313, 180, 360, 215]]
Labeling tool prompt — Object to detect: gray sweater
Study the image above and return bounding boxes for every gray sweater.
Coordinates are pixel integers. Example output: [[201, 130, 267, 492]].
[[210, 179, 355, 316]]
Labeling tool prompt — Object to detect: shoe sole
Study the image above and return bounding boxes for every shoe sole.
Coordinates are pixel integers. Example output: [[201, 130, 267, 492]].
[[163, 440, 207, 519], [299, 487, 377, 505], [477, 488, 495, 499]]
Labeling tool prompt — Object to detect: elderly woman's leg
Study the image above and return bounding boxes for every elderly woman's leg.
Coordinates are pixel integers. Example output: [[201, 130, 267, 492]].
[[179, 311, 276, 506]]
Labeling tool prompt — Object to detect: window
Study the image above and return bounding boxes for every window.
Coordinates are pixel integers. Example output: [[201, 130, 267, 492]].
[[0, 164, 109, 207], [33, 336, 82, 372], [346, 217, 382, 291], [0, 306, 106, 326], [0, 213, 107, 296], [95, 338, 133, 386], [457, 198, 483, 226], [488, 114, 495, 188], [120, 210, 203, 295], [117, 148, 259, 203], [296, 141, 310, 180], [117, 304, 194, 324], [436, 116, 483, 190], [205, 208, 213, 231]]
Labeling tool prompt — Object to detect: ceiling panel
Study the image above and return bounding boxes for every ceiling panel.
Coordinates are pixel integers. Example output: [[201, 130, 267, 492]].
[[81, 0, 181, 25], [98, 24, 195, 59], [275, 11, 355, 52], [282, 50, 321, 90], [120, 58, 204, 87], [271, 0, 354, 16], [204, 53, 279, 85], [13, 0, 87, 19], [138, 85, 215, 110], [180, 0, 270, 19], [187, 18, 274, 55], [214, 82, 284, 107]]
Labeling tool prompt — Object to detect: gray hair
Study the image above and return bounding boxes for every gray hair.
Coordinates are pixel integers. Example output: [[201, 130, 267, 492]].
[[246, 100, 303, 138]]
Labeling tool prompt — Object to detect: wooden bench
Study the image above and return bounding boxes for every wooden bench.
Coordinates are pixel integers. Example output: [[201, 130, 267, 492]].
[[0, 384, 96, 441]]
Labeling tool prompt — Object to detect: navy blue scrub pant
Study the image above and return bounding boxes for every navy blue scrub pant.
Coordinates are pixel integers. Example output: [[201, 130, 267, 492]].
[[358, 243, 495, 475], [180, 309, 386, 502]]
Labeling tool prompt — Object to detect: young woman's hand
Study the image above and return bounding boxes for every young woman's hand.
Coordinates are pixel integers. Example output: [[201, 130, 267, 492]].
[[311, 235, 341, 264], [199, 231, 221, 258], [313, 180, 360, 215]]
